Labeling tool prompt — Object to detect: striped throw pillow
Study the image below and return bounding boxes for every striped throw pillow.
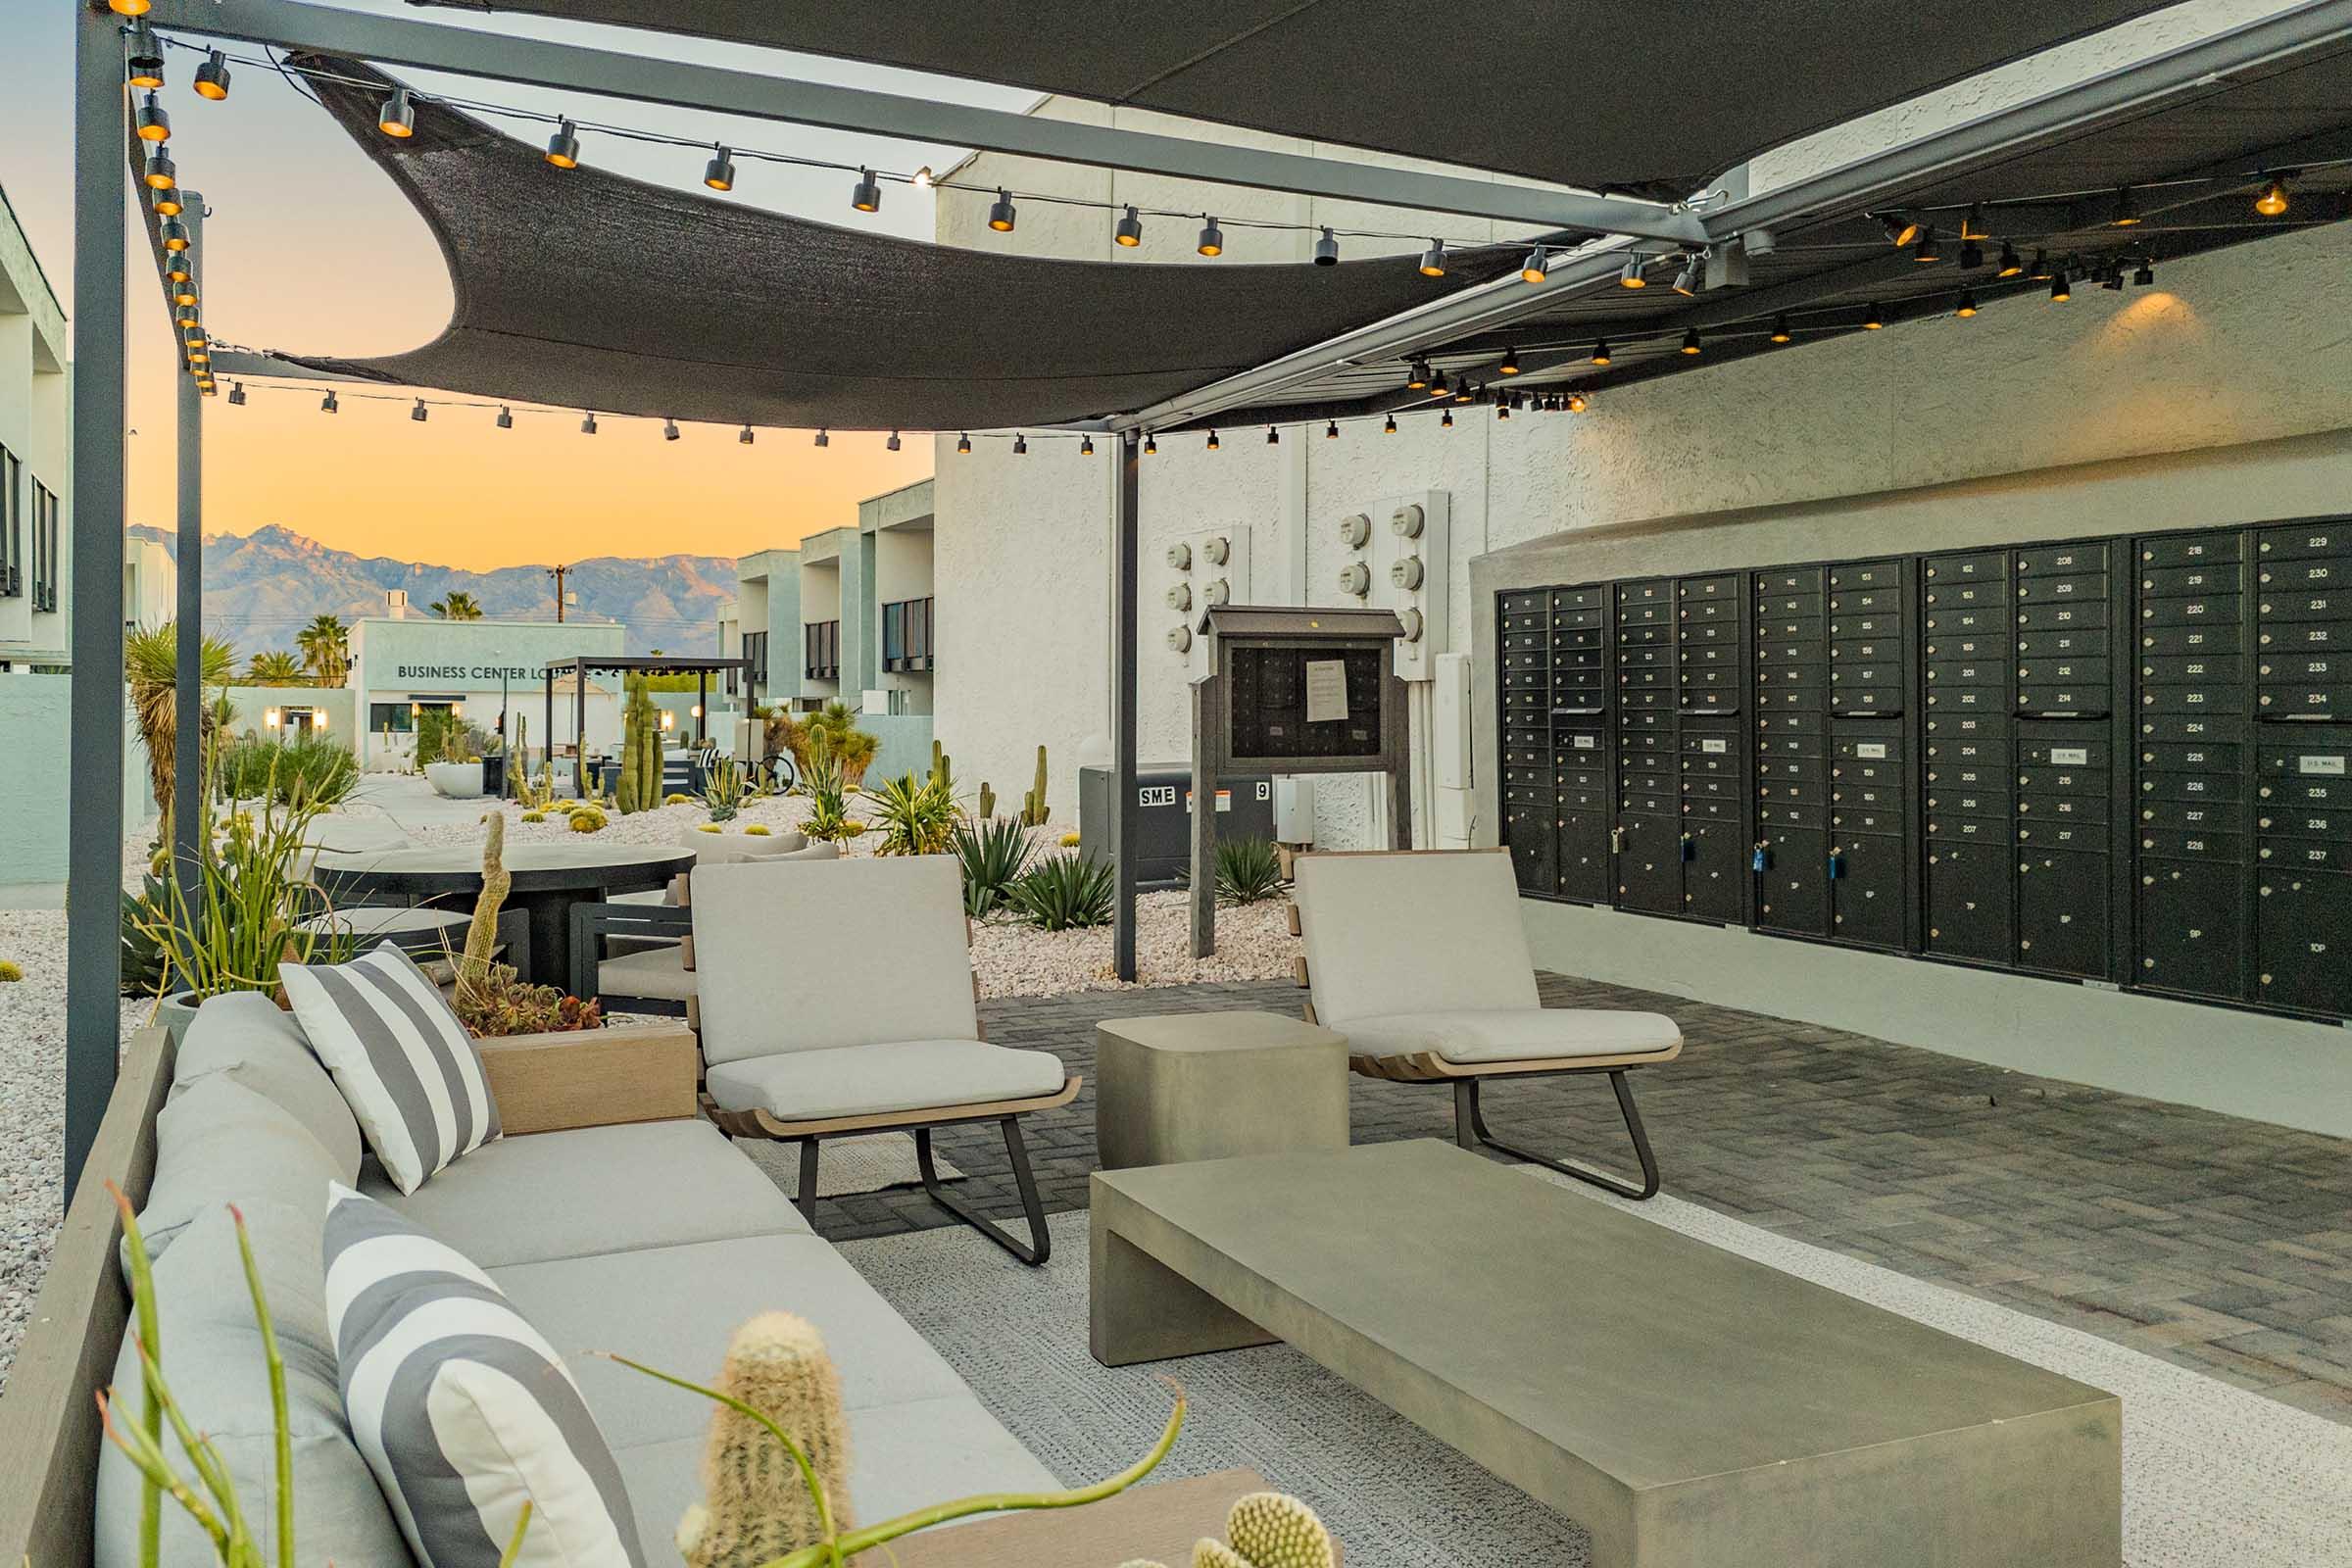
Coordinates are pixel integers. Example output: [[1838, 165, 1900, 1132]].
[[324, 1184, 646, 1567], [279, 946, 500, 1194]]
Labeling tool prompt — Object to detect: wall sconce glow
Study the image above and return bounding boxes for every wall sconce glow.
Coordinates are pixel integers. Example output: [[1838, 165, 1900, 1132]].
[[661, 710, 676, 730], [314, 710, 327, 730], [690, 705, 703, 719], [264, 709, 282, 728]]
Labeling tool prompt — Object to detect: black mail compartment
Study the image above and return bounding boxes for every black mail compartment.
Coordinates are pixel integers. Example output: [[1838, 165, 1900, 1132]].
[[2260, 838, 2352, 872], [1930, 736, 2013, 766], [1755, 639, 1826, 667], [2021, 791, 2110, 826], [1757, 710, 1828, 737], [2135, 798, 2232, 833], [1925, 634, 2003, 661], [1556, 783, 1607, 813], [1755, 826, 1830, 936], [1681, 600, 1739, 626], [2018, 736, 2109, 770], [1615, 815, 1683, 915], [1926, 712, 2005, 741], [1501, 612, 1547, 637], [2255, 868, 2352, 1015], [2140, 531, 2242, 568], [2138, 827, 2245, 860], [1556, 811, 1610, 903], [1828, 612, 1902, 638], [1501, 590, 1548, 614], [2140, 564, 2244, 599], [2142, 654, 2246, 686], [1926, 789, 2008, 819], [1682, 621, 1740, 648], [1833, 689, 1903, 714], [1928, 814, 2011, 841], [2258, 745, 2350, 785], [2138, 712, 2239, 744], [1927, 686, 2004, 713], [2258, 560, 2344, 591], [1503, 802, 1557, 895], [2138, 622, 2242, 656], [1683, 798, 1740, 823], [2017, 543, 2109, 577], [1832, 807, 1906, 836], [1838, 756, 1904, 786], [1757, 567, 1825, 594], [1618, 580, 1672, 606], [1551, 586, 1604, 612], [2018, 685, 2110, 716], [2016, 656, 2110, 687], [1620, 640, 1673, 665], [2256, 588, 2348, 621], [1760, 690, 1825, 714], [2017, 600, 2110, 630], [2255, 808, 2352, 841], [2136, 858, 2247, 1003], [1501, 630, 1548, 656], [1683, 821, 1746, 923], [1926, 837, 2012, 965], [1502, 669, 1548, 691], [1830, 834, 1906, 949], [2140, 684, 2244, 714], [1927, 660, 2003, 684], [1555, 729, 1607, 759], [2137, 596, 2233, 627], [1927, 760, 2006, 791], [1829, 588, 1901, 614], [1555, 760, 1607, 789], [2138, 740, 2237, 773], [1923, 582, 2002, 610], [1622, 690, 1677, 712], [2019, 818, 2106, 854], [1835, 783, 1903, 813], [2258, 654, 2341, 684], [2257, 685, 2348, 718], [2017, 573, 2107, 605], [2139, 772, 2242, 804], [1551, 626, 1604, 650], [1829, 561, 1903, 589], [1925, 550, 2006, 582], [1680, 573, 1739, 600], [2257, 523, 2345, 561], [1620, 791, 1676, 816], [1759, 778, 1826, 805], [1755, 593, 1824, 621], [1759, 757, 1827, 782], [1758, 801, 1827, 829], [1620, 604, 1674, 629], [1924, 608, 2004, 636], [1553, 607, 1605, 631], [1829, 666, 1902, 692], [1830, 636, 1900, 662], [2017, 849, 2111, 978]]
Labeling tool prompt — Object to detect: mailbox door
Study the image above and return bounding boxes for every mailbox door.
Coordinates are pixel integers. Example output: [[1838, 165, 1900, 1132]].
[[1830, 833, 1907, 949], [2017, 849, 2111, 978], [1925, 834, 2013, 965], [2135, 858, 2248, 1003], [1757, 826, 1831, 937], [2256, 868, 2352, 1016], [1556, 810, 1611, 904]]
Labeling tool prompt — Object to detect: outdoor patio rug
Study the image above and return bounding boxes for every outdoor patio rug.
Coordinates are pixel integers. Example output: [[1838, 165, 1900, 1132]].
[[735, 1132, 964, 1200], [842, 1172, 2352, 1568]]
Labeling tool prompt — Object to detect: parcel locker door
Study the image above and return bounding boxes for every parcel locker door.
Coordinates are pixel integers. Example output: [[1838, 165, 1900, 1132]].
[[1503, 796, 1557, 896], [2017, 849, 2111, 979], [2135, 858, 2248, 1003], [1615, 814, 1683, 915], [1925, 835, 2013, 965], [1682, 818, 1746, 924], [1830, 834, 1906, 949], [2256, 869, 2352, 1016], [1556, 811, 1611, 904], [1756, 827, 1831, 937]]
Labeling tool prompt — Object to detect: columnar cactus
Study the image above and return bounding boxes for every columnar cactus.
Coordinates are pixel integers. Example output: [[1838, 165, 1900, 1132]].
[[675, 1312, 855, 1568], [1020, 744, 1051, 827], [1121, 1492, 1338, 1568], [616, 673, 662, 814], [457, 811, 509, 1000], [978, 781, 996, 820]]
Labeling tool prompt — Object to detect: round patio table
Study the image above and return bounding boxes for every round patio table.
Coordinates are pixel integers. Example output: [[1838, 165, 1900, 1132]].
[[313, 841, 694, 990]]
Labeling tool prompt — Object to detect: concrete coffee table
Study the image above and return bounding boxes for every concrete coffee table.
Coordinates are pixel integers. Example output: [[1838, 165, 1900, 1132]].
[[1091, 1141, 2120, 1568], [1095, 1011, 1348, 1170]]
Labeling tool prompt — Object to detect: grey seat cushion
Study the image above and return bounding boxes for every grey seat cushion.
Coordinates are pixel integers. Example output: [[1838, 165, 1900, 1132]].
[[136, 1076, 347, 1261], [1342, 1007, 1683, 1063], [171, 991, 362, 1178], [94, 1201, 410, 1568], [613, 1396, 1059, 1567], [361, 1118, 809, 1267], [703, 1041, 1067, 1121], [487, 1234, 970, 1448], [599, 945, 696, 1002]]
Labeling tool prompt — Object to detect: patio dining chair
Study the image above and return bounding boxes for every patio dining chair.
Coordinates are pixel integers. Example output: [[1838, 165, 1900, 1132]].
[[685, 855, 1078, 1263], [1290, 848, 1682, 1200], [567, 837, 833, 1014]]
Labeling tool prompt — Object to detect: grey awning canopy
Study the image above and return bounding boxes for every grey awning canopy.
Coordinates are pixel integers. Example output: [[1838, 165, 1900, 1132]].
[[271, 57, 1516, 430], [409, 0, 2177, 200]]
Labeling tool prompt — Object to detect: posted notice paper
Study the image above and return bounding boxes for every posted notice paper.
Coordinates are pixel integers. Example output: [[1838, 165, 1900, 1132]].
[[1305, 660, 1349, 723]]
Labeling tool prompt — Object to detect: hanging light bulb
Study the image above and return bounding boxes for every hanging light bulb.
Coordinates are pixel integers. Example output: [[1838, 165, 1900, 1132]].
[[1417, 238, 1447, 277], [171, 280, 196, 308], [738, 424, 755, 444], [377, 88, 415, 138], [226, 381, 246, 405], [1960, 203, 1988, 241], [2028, 248, 2052, 280], [1954, 291, 1980, 318], [159, 218, 189, 252], [956, 432, 971, 455], [1205, 429, 1220, 451], [1113, 205, 1143, 246], [581, 412, 598, 435], [125, 24, 166, 88], [1383, 414, 1397, 434], [1441, 408, 1453, 428], [152, 189, 182, 218], [135, 92, 171, 142], [165, 255, 190, 283], [1880, 213, 1922, 247], [703, 146, 735, 191], [2110, 185, 2141, 226], [1911, 229, 1940, 264], [1495, 401, 1510, 421], [910, 165, 935, 189], [193, 49, 231, 100], [1313, 226, 1340, 266], [1325, 419, 1340, 440], [2049, 270, 2072, 303], [1428, 373, 1451, 400], [1081, 434, 1096, 456], [664, 418, 682, 441], [497, 406, 514, 429], [1406, 359, 1432, 390], [1266, 424, 1280, 445], [1566, 391, 1588, 413], [545, 119, 581, 169], [1680, 328, 1702, 356], [173, 303, 198, 329], [1520, 245, 1546, 284], [109, 0, 152, 17], [988, 189, 1017, 232], [2100, 261, 2124, 292], [1996, 241, 2024, 277], [1498, 347, 1521, 375], [814, 428, 829, 447], [1769, 315, 1792, 343], [1453, 380, 1474, 404], [1959, 238, 1984, 270], [1143, 431, 1157, 455], [1670, 254, 1701, 296], [886, 429, 902, 452], [411, 398, 428, 422], [142, 149, 175, 191], [1591, 339, 1612, 366], [2132, 260, 2156, 287], [1196, 216, 1224, 257], [2254, 172, 2290, 217], [1617, 256, 1647, 288], [1013, 433, 1029, 455], [321, 391, 339, 414], [851, 168, 881, 213], [1862, 303, 1886, 329]]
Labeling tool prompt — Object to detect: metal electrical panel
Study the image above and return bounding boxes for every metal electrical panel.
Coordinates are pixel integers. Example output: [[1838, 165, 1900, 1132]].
[[1492, 512, 2352, 1025]]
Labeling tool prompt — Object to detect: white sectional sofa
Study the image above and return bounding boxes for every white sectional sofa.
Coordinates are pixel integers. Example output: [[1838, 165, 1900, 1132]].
[[0, 992, 1058, 1568]]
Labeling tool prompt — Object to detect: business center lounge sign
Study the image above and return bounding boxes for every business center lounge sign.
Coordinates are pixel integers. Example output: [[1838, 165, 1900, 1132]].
[[392, 663, 564, 684]]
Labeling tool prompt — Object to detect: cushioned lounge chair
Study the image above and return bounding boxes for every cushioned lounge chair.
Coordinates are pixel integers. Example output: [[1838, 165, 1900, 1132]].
[[570, 838, 835, 1013], [1291, 848, 1681, 1199], [686, 856, 1079, 1262]]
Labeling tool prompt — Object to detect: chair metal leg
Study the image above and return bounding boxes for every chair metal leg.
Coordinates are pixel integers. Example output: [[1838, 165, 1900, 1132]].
[[794, 1139, 822, 1229], [916, 1118, 1053, 1266], [1452, 1071, 1661, 1200]]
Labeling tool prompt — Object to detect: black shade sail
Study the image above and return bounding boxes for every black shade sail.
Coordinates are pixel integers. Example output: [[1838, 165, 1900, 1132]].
[[411, 0, 2176, 199], [271, 58, 1515, 429]]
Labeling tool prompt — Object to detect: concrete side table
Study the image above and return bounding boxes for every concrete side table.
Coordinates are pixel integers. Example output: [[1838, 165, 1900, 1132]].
[[1096, 1011, 1348, 1169]]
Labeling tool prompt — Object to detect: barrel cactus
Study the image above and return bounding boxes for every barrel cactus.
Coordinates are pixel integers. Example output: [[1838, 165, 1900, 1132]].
[[1122, 1492, 1337, 1568], [568, 805, 609, 833], [0, 960, 22, 982], [674, 1312, 854, 1568]]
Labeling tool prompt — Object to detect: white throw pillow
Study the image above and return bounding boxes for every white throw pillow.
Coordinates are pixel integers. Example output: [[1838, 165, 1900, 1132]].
[[323, 1185, 645, 1567], [278, 946, 500, 1195]]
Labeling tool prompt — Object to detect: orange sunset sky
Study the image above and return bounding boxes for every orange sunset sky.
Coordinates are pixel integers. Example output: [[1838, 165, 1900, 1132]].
[[1, 0, 1036, 569]]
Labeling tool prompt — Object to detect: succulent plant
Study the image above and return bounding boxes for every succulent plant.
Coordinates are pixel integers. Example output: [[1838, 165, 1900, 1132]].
[[697, 822, 722, 833], [568, 806, 609, 833], [1019, 744, 1052, 827], [0, 959, 22, 982], [1122, 1492, 1337, 1568], [743, 823, 771, 836], [675, 1312, 854, 1568], [520, 809, 547, 823], [1060, 830, 1082, 848], [978, 781, 996, 820], [615, 673, 662, 814], [667, 792, 694, 807]]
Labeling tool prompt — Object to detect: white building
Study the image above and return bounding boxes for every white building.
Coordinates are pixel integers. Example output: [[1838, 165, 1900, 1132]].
[[0, 183, 69, 674], [122, 535, 175, 636], [343, 609, 626, 772]]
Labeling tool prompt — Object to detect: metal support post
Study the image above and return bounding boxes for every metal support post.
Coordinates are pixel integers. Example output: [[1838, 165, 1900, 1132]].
[[1110, 432, 1141, 981], [172, 199, 205, 887]]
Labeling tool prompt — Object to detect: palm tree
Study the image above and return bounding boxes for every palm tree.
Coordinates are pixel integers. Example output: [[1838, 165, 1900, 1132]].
[[296, 614, 349, 686], [246, 649, 306, 684], [430, 590, 484, 620], [124, 621, 237, 807]]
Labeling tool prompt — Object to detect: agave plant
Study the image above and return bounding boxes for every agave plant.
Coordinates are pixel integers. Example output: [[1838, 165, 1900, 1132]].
[[865, 769, 960, 857], [1214, 835, 1287, 905], [797, 740, 866, 846], [124, 622, 237, 809], [1007, 854, 1115, 930], [952, 816, 1034, 916], [702, 755, 750, 823]]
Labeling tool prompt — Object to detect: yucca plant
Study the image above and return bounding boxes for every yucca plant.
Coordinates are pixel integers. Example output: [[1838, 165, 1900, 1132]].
[[798, 738, 866, 847], [1214, 835, 1287, 905], [865, 769, 960, 857], [215, 734, 357, 810], [952, 816, 1033, 917], [1008, 854, 1115, 930], [124, 622, 237, 809]]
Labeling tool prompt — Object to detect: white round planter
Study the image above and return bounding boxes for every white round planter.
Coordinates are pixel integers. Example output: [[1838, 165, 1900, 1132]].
[[423, 760, 485, 799]]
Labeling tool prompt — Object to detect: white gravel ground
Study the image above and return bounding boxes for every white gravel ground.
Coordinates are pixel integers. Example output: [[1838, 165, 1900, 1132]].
[[0, 779, 1301, 1387]]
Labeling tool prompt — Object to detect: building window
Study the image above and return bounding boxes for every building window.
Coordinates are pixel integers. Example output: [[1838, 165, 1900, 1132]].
[[0, 446, 20, 599], [741, 630, 767, 696], [882, 596, 934, 672], [31, 480, 58, 612], [803, 619, 840, 682]]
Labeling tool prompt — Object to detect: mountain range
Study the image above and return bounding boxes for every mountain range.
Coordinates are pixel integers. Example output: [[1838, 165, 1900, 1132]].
[[127, 523, 735, 656]]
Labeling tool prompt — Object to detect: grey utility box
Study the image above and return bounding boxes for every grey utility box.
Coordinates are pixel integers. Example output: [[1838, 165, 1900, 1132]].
[[1079, 763, 1276, 889]]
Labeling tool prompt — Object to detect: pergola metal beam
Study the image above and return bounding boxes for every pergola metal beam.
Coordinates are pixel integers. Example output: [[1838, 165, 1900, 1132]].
[[137, 0, 1707, 244], [66, 2, 129, 1199], [173, 200, 205, 890]]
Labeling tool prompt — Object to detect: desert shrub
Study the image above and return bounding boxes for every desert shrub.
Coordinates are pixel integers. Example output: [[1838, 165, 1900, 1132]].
[[954, 816, 1034, 917], [1008, 854, 1114, 930], [1214, 835, 1286, 905], [866, 770, 959, 857], [215, 733, 357, 808]]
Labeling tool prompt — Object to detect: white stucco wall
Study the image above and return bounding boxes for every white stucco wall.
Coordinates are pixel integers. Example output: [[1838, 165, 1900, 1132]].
[[0, 184, 69, 669]]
